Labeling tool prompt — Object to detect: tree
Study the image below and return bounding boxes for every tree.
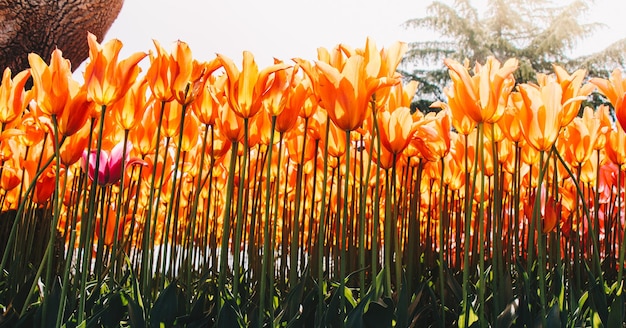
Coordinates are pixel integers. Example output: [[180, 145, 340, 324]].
[[402, 0, 626, 112], [0, 0, 124, 74]]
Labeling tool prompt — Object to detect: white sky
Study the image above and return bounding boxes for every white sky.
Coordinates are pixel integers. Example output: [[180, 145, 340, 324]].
[[80, 0, 626, 72]]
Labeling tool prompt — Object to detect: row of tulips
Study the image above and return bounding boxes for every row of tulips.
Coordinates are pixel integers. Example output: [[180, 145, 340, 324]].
[[1, 32, 626, 326]]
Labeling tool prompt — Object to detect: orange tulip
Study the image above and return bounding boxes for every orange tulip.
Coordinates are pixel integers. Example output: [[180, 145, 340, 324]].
[[286, 124, 316, 165], [217, 51, 289, 119], [83, 33, 147, 107], [377, 106, 418, 155], [146, 40, 176, 102], [517, 81, 571, 152], [28, 49, 72, 117], [498, 104, 524, 143], [0, 68, 31, 126], [412, 110, 452, 162], [192, 74, 227, 126], [360, 38, 408, 104], [0, 160, 21, 192], [563, 107, 605, 166], [552, 65, 595, 127], [262, 59, 293, 117], [217, 101, 245, 142], [171, 43, 221, 106], [59, 123, 91, 167], [606, 124, 626, 169], [313, 54, 395, 132], [112, 78, 148, 131], [590, 69, 626, 131], [365, 134, 395, 170], [444, 57, 518, 124], [57, 86, 93, 137]]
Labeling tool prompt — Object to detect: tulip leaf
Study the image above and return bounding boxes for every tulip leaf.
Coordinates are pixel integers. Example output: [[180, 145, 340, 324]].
[[217, 293, 245, 328], [363, 297, 394, 328], [150, 281, 179, 327], [495, 298, 519, 328], [125, 291, 146, 328], [608, 293, 624, 328], [396, 273, 409, 328], [545, 302, 561, 328]]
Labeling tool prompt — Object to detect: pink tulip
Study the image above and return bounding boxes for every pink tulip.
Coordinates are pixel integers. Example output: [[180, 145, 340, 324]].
[[82, 141, 145, 185]]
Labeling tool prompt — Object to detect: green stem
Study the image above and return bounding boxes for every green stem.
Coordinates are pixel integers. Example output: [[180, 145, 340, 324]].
[[316, 117, 331, 325], [141, 100, 166, 302], [338, 129, 351, 327], [218, 140, 239, 296], [233, 118, 249, 298], [78, 104, 108, 322], [437, 157, 446, 327], [259, 117, 276, 327]]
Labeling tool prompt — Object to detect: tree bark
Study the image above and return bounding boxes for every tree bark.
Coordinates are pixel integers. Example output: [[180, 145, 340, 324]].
[[0, 0, 124, 73]]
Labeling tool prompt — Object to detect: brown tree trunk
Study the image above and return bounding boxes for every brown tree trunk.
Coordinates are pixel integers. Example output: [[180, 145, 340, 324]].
[[0, 0, 124, 73]]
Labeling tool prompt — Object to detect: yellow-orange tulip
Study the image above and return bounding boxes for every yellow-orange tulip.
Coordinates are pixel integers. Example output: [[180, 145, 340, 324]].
[[113, 78, 148, 131], [444, 57, 518, 124], [192, 74, 227, 126], [413, 110, 451, 162], [217, 51, 289, 119], [377, 107, 418, 155], [217, 101, 245, 142], [28, 49, 72, 117], [313, 54, 394, 132], [517, 81, 565, 152], [0, 68, 31, 126], [563, 107, 605, 166], [552, 65, 595, 127], [57, 87, 93, 137], [606, 124, 626, 169], [146, 40, 176, 102], [590, 69, 626, 131], [83, 33, 146, 107]]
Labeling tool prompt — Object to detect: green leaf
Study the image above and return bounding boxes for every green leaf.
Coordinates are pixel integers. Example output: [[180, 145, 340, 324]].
[[124, 291, 146, 328], [100, 292, 125, 328], [363, 297, 394, 328], [458, 304, 478, 328], [396, 273, 409, 328], [217, 294, 245, 328], [150, 281, 179, 327], [41, 277, 63, 328], [586, 264, 608, 325], [495, 298, 519, 328], [546, 302, 561, 328], [345, 284, 373, 328], [608, 293, 624, 328], [323, 284, 343, 327]]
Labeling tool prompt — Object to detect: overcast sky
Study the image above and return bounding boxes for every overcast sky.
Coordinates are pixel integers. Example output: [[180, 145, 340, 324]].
[[83, 0, 626, 71]]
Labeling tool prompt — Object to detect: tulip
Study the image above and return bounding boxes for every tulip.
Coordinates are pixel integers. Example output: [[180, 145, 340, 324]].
[[0, 68, 31, 126], [377, 106, 418, 155], [590, 69, 626, 131], [444, 57, 518, 124], [83, 33, 147, 107], [82, 141, 145, 186], [28, 49, 72, 117], [313, 54, 395, 132], [217, 51, 289, 119]]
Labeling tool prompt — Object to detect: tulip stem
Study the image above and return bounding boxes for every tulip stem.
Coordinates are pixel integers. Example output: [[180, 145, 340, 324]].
[[218, 140, 239, 298], [338, 129, 351, 327], [141, 100, 166, 303], [316, 116, 331, 325], [233, 118, 249, 298], [78, 105, 107, 322], [438, 157, 446, 327], [259, 116, 276, 328]]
